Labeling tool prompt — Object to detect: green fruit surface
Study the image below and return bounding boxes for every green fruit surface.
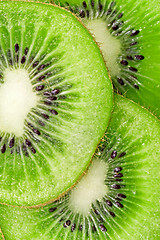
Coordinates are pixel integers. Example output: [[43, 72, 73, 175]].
[[54, 0, 160, 118], [0, 94, 159, 239], [0, 1, 112, 206]]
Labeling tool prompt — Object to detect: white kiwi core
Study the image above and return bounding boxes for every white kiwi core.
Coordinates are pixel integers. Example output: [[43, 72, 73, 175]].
[[69, 159, 108, 216], [0, 69, 38, 137], [84, 19, 122, 76]]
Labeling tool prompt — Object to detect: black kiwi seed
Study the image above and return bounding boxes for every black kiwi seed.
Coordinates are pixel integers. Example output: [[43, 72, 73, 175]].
[[116, 202, 123, 208], [79, 225, 83, 231], [109, 211, 115, 217], [112, 184, 121, 189], [117, 193, 126, 198], [99, 224, 107, 232], [51, 89, 60, 95], [25, 139, 32, 147], [33, 61, 39, 68], [94, 209, 100, 215], [38, 75, 45, 81], [24, 47, 29, 55], [114, 167, 122, 173], [44, 101, 52, 106], [31, 147, 36, 154], [112, 23, 119, 31], [71, 223, 76, 232], [36, 85, 44, 91], [130, 30, 139, 36], [118, 12, 123, 18], [127, 56, 134, 60], [33, 129, 41, 135], [49, 207, 57, 213], [21, 56, 26, 64], [1, 144, 6, 153], [48, 96, 57, 101], [83, 1, 87, 8], [118, 152, 126, 158], [106, 200, 112, 207], [15, 43, 19, 53], [134, 84, 139, 89], [135, 55, 144, 60], [129, 67, 138, 72], [117, 78, 124, 85], [80, 10, 85, 18], [63, 220, 71, 228], [115, 178, 123, 182], [9, 138, 15, 148], [111, 150, 117, 159], [38, 64, 46, 71], [41, 113, 49, 120], [99, 3, 103, 11], [120, 60, 128, 66], [130, 41, 138, 46], [49, 110, 58, 115]]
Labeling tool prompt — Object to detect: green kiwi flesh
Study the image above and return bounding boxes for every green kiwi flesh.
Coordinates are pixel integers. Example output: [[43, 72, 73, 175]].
[[0, 94, 160, 239], [53, 0, 160, 118], [0, 1, 113, 206]]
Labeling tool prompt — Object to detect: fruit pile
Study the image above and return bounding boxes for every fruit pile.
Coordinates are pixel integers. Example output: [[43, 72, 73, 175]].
[[0, 0, 159, 239]]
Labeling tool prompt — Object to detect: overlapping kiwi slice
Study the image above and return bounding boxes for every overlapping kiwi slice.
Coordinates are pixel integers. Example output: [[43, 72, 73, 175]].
[[53, 0, 160, 117], [0, 94, 159, 239], [0, 1, 113, 206]]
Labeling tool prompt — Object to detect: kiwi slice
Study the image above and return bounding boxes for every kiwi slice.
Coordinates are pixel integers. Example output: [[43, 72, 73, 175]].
[[0, 1, 113, 206], [0, 94, 159, 239], [53, 0, 160, 117]]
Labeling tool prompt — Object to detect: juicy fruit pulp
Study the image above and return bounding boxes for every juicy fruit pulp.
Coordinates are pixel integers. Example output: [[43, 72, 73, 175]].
[[0, 94, 159, 239], [0, 1, 113, 206], [54, 0, 160, 118]]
